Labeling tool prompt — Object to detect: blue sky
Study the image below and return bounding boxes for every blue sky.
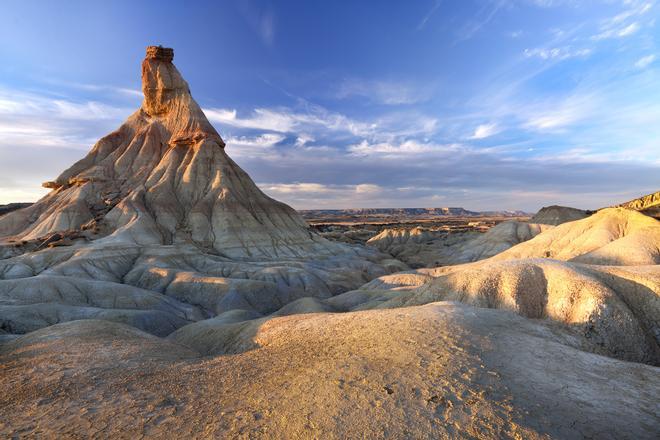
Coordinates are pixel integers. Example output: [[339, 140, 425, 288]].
[[0, 0, 658, 211]]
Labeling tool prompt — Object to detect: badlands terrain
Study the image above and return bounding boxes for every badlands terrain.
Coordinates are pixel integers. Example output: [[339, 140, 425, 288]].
[[0, 47, 659, 439]]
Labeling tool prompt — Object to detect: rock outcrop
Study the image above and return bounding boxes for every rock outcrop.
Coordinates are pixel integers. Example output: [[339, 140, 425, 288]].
[[0, 46, 340, 260], [493, 208, 660, 265], [0, 46, 405, 335], [614, 190, 660, 219]]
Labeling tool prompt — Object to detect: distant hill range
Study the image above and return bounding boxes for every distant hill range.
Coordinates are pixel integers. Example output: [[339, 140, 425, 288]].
[[299, 207, 530, 220]]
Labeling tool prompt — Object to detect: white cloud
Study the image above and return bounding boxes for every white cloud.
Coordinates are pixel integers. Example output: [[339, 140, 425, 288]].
[[261, 182, 332, 194], [204, 106, 374, 137], [590, 0, 654, 40], [224, 133, 285, 157], [470, 123, 501, 139], [355, 183, 381, 194], [0, 88, 129, 150], [349, 139, 462, 157], [521, 93, 598, 132], [617, 22, 641, 36], [259, 182, 385, 207], [204, 105, 437, 142], [524, 47, 592, 60], [0, 89, 129, 121], [205, 108, 296, 132], [593, 16, 642, 40], [294, 134, 314, 147], [635, 54, 656, 69], [526, 113, 577, 130], [0, 87, 134, 204]]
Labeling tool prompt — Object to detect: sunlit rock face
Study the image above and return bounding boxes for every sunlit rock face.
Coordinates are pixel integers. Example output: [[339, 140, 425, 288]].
[[0, 46, 336, 259], [0, 46, 405, 335]]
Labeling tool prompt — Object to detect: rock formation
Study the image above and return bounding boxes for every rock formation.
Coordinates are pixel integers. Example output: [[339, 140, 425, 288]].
[[493, 207, 660, 265], [0, 46, 405, 335], [614, 190, 660, 219], [0, 47, 658, 439], [303, 208, 660, 365], [0, 46, 341, 260], [367, 221, 552, 267]]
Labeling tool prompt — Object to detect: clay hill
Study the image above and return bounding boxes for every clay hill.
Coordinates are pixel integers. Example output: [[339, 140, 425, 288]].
[[0, 46, 404, 336], [0, 48, 658, 439], [0, 46, 337, 259]]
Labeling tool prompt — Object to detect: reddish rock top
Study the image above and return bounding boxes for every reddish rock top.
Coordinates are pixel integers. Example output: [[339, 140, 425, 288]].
[[145, 45, 174, 62]]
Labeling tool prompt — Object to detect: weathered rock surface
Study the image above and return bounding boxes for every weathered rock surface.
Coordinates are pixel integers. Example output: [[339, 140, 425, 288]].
[[493, 208, 660, 265], [0, 47, 405, 336], [614, 190, 660, 219], [0, 46, 334, 259], [333, 259, 660, 364], [2, 306, 658, 439], [0, 47, 658, 438], [324, 208, 660, 365], [367, 221, 552, 267]]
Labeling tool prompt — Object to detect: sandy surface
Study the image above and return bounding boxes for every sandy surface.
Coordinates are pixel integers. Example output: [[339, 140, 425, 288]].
[[1, 303, 658, 439]]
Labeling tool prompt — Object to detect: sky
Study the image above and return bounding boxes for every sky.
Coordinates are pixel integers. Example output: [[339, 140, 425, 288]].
[[0, 0, 658, 212]]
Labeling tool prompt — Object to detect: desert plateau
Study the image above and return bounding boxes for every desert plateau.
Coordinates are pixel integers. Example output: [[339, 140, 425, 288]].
[[1, 2, 659, 439]]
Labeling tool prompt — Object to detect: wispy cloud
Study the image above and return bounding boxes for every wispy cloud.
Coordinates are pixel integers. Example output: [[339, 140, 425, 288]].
[[205, 108, 297, 132], [0, 86, 131, 203], [592, 21, 640, 40], [454, 0, 506, 43], [635, 54, 656, 69], [0, 87, 130, 148], [524, 47, 592, 60], [523, 95, 595, 131], [470, 123, 501, 139], [417, 0, 442, 30], [237, 0, 276, 46], [591, 1, 653, 40], [349, 139, 463, 157], [224, 133, 285, 157], [205, 104, 438, 142]]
